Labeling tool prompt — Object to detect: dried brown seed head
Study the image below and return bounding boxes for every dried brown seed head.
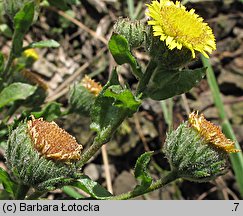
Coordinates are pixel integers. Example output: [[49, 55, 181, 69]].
[[27, 116, 82, 162]]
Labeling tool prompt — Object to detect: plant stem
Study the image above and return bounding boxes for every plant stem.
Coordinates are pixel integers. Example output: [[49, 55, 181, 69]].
[[15, 184, 30, 200], [136, 60, 157, 96], [77, 136, 107, 168], [107, 170, 178, 200], [201, 55, 243, 198], [3, 53, 14, 78]]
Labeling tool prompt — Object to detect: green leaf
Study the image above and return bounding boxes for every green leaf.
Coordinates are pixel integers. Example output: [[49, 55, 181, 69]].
[[62, 186, 84, 199], [0, 82, 37, 108], [0, 168, 16, 197], [104, 86, 141, 113], [90, 69, 141, 142], [108, 34, 142, 78], [31, 102, 63, 121], [134, 152, 153, 192], [12, 2, 35, 56], [28, 40, 60, 49], [71, 175, 112, 199], [145, 67, 206, 100]]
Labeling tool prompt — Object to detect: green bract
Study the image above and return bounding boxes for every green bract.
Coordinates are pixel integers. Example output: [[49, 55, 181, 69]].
[[145, 30, 193, 69], [69, 83, 97, 116], [5, 122, 80, 191]]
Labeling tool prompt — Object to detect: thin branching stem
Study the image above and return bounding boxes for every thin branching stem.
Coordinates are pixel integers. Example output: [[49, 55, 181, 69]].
[[107, 170, 178, 200]]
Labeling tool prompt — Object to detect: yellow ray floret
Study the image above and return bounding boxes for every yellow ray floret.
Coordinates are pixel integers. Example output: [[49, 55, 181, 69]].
[[146, 0, 216, 58], [188, 111, 240, 153]]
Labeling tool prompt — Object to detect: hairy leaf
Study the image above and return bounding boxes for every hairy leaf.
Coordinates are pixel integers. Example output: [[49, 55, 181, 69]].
[[108, 34, 142, 78], [12, 2, 35, 56], [28, 40, 60, 49], [91, 69, 141, 142], [72, 175, 112, 199], [145, 67, 206, 100], [134, 152, 153, 192], [0, 82, 37, 108]]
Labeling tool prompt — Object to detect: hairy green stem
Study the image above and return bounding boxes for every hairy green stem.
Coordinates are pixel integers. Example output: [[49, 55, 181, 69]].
[[201, 55, 243, 198], [77, 138, 105, 168], [15, 184, 30, 200], [108, 170, 178, 200], [78, 112, 128, 168], [0, 52, 15, 90], [136, 60, 157, 96]]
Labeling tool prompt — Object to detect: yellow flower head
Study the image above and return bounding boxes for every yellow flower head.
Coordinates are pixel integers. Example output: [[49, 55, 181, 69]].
[[188, 111, 240, 153], [81, 75, 102, 96], [23, 48, 39, 61], [146, 0, 216, 58]]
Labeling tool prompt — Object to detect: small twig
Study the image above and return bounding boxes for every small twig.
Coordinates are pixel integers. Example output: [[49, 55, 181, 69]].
[[225, 188, 239, 200], [197, 186, 217, 200], [215, 177, 229, 200], [108, 171, 178, 200], [134, 113, 150, 152], [181, 94, 191, 115], [47, 6, 108, 45], [101, 145, 113, 194]]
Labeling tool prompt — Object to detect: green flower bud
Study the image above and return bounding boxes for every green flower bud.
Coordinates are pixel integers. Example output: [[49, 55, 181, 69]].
[[145, 27, 192, 69], [163, 112, 239, 182], [5, 117, 82, 191], [113, 18, 145, 49], [69, 75, 102, 115], [3, 0, 40, 22]]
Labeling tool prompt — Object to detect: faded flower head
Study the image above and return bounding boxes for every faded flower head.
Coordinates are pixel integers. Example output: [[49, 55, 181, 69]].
[[188, 111, 240, 153], [146, 0, 216, 58], [163, 111, 239, 182], [5, 117, 83, 191], [27, 116, 82, 162], [81, 75, 102, 96]]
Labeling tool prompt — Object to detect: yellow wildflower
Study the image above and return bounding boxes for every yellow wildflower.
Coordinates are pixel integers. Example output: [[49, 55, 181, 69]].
[[146, 0, 216, 58], [188, 111, 240, 153], [23, 48, 39, 61]]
